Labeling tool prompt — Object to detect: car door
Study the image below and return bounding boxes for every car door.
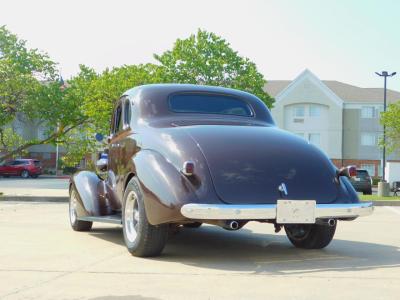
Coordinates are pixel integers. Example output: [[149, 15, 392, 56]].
[[107, 100, 124, 206], [107, 96, 137, 206], [9, 160, 22, 175]]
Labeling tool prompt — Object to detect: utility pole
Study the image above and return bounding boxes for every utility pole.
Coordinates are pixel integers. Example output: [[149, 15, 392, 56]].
[[375, 71, 396, 182], [375, 71, 396, 196]]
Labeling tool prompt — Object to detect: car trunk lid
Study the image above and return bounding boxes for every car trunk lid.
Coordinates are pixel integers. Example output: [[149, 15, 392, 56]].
[[182, 125, 339, 204]]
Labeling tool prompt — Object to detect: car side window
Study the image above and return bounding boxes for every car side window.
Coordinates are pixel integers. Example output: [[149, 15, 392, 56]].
[[123, 99, 131, 128], [114, 103, 123, 134]]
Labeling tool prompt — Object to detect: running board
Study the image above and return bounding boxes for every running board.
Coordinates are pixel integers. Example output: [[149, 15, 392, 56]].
[[78, 214, 122, 224]]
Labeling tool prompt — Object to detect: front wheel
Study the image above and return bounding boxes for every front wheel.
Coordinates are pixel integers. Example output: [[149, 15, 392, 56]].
[[21, 170, 29, 178], [123, 177, 168, 257], [69, 188, 92, 231], [284, 223, 336, 249]]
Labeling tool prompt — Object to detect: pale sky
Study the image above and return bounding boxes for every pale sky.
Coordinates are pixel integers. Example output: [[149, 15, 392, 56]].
[[1, 0, 399, 90]]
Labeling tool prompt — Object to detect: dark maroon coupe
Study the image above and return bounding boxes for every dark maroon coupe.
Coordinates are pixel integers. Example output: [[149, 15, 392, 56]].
[[69, 84, 373, 257]]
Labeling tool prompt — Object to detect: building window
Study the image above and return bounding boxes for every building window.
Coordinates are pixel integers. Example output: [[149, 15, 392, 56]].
[[308, 133, 320, 146], [309, 105, 321, 117], [293, 105, 305, 118], [361, 106, 376, 118], [360, 164, 375, 177], [361, 133, 376, 146]]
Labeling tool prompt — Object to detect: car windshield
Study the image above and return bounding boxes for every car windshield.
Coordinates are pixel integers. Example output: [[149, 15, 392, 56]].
[[169, 94, 253, 117], [356, 170, 369, 178]]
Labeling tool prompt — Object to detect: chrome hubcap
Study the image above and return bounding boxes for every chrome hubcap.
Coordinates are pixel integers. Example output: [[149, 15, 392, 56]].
[[69, 191, 77, 224], [124, 191, 140, 243]]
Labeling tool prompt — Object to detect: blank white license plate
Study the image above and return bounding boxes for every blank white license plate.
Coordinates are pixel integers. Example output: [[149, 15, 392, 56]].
[[277, 200, 316, 224]]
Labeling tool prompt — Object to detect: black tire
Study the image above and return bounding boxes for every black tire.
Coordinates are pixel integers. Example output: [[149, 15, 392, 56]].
[[366, 190, 372, 195], [284, 223, 336, 249], [122, 177, 168, 257], [69, 188, 92, 231], [183, 222, 202, 228], [21, 170, 29, 178]]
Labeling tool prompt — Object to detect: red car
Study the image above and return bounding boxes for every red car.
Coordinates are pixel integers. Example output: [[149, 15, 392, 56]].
[[0, 159, 42, 178]]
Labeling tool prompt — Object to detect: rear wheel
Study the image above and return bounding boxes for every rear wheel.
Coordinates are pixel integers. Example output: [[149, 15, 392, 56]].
[[21, 170, 29, 178], [284, 223, 336, 249], [123, 177, 168, 257], [69, 188, 92, 231]]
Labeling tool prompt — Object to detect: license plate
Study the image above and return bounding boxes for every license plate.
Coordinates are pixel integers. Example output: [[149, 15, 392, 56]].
[[277, 200, 316, 224]]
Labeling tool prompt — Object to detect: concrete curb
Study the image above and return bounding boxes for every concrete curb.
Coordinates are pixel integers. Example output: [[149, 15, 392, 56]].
[[0, 195, 68, 202]]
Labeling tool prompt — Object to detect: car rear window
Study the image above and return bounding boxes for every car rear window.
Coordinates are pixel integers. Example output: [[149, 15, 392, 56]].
[[356, 170, 369, 178], [169, 94, 253, 117]]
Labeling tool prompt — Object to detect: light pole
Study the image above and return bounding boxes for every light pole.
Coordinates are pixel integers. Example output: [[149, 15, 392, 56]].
[[375, 71, 396, 183]]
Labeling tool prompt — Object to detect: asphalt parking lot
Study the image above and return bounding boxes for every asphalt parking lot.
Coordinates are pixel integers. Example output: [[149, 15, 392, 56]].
[[0, 202, 399, 300]]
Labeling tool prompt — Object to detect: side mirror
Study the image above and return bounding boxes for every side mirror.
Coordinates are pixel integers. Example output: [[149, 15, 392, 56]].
[[337, 165, 357, 178], [96, 153, 108, 173]]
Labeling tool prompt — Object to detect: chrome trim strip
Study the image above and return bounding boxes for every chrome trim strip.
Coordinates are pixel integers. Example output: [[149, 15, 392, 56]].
[[180, 202, 373, 220]]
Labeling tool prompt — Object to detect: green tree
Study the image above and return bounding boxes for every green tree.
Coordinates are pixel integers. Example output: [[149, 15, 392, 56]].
[[0, 26, 85, 161], [154, 29, 273, 107], [381, 102, 400, 153]]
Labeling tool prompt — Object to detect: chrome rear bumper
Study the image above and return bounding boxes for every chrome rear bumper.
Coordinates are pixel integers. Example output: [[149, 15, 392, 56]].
[[181, 202, 373, 220]]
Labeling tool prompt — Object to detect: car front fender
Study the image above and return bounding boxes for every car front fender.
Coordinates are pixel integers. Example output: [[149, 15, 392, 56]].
[[70, 171, 113, 218]]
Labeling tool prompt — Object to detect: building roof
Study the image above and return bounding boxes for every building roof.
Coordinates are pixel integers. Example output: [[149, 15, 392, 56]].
[[264, 79, 400, 103]]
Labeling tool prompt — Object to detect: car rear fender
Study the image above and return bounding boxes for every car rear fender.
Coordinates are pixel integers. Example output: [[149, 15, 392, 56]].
[[69, 171, 113, 218], [132, 150, 200, 225]]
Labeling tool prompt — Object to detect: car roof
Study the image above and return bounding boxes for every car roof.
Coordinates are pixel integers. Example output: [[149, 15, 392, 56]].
[[122, 84, 275, 125]]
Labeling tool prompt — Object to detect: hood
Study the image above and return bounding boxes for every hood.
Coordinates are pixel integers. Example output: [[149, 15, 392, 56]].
[[182, 125, 340, 204]]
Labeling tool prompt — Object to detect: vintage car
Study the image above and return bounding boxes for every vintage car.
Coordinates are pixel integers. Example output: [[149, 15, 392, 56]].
[[69, 84, 373, 257]]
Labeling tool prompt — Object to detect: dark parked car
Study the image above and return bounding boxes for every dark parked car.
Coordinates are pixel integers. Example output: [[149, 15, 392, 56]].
[[0, 159, 42, 178], [69, 84, 373, 257], [349, 169, 373, 195]]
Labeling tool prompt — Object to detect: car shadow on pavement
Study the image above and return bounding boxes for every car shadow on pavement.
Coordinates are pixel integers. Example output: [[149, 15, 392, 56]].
[[89, 225, 400, 275]]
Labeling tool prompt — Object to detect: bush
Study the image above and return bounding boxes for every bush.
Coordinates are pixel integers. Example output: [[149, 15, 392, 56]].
[[372, 177, 381, 186]]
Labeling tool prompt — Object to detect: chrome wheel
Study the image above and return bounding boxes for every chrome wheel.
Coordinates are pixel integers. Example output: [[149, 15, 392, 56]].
[[69, 190, 77, 224], [124, 191, 140, 243], [21, 170, 29, 178]]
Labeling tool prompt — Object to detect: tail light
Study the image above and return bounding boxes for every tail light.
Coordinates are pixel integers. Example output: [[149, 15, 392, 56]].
[[347, 166, 357, 177], [182, 161, 195, 176], [337, 165, 357, 179]]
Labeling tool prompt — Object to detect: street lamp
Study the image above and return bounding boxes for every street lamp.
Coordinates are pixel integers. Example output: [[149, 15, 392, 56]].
[[375, 71, 396, 182]]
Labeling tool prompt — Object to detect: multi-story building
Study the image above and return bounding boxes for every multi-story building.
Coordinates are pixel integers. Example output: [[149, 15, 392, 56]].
[[266, 69, 400, 177]]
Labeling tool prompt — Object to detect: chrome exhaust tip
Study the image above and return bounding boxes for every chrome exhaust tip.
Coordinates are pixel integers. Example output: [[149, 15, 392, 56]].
[[328, 219, 336, 227], [229, 220, 239, 230]]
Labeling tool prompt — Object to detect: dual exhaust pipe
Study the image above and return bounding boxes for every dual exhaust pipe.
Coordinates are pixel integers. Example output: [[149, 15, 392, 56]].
[[218, 219, 335, 230]]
